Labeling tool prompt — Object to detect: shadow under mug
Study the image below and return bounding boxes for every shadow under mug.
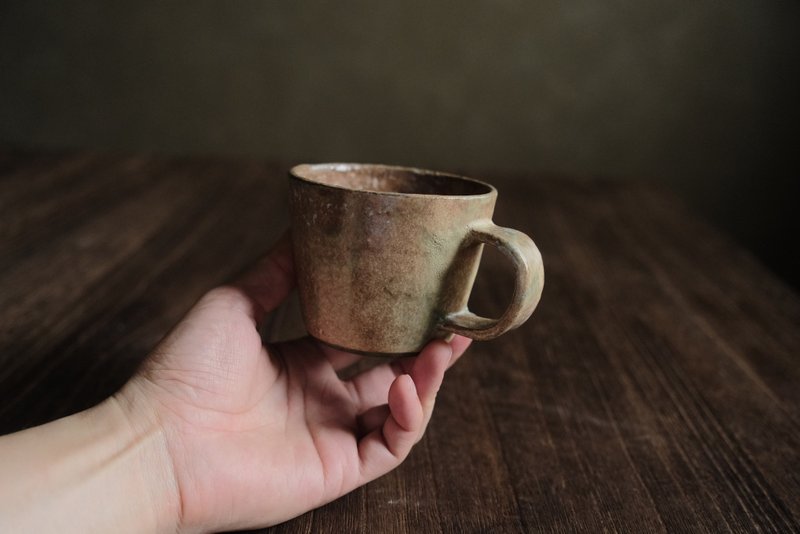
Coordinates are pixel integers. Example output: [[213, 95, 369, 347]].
[[289, 163, 544, 356]]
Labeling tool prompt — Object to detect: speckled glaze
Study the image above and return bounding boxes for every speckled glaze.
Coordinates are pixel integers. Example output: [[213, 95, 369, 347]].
[[289, 163, 544, 355]]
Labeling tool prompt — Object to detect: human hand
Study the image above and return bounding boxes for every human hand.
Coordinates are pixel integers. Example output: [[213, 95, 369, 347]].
[[118, 235, 472, 532]]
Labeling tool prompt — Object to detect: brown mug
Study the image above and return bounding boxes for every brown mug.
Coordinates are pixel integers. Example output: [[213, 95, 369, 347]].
[[289, 163, 544, 355]]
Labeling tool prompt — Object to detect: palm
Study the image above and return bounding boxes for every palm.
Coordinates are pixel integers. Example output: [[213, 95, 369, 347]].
[[124, 237, 470, 532]]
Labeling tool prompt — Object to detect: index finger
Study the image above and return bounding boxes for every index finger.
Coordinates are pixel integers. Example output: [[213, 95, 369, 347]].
[[236, 231, 296, 322]]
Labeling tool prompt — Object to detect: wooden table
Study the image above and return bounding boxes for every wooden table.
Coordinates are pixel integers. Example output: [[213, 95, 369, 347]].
[[1, 150, 798, 532]]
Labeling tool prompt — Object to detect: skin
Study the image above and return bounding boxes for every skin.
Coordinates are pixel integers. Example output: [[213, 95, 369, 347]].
[[0, 235, 471, 533]]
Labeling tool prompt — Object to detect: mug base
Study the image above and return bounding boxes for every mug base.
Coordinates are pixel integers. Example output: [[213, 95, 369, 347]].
[[312, 333, 455, 358]]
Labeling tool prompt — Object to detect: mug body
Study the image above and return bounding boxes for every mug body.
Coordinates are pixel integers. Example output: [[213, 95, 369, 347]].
[[289, 164, 496, 355]]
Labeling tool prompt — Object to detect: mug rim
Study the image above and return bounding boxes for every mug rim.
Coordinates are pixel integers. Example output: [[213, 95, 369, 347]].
[[289, 163, 497, 200]]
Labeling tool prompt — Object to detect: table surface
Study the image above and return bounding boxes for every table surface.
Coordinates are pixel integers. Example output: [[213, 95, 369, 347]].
[[1, 149, 799, 533]]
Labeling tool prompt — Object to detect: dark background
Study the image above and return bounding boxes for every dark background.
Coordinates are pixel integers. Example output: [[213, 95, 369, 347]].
[[1, 1, 798, 287]]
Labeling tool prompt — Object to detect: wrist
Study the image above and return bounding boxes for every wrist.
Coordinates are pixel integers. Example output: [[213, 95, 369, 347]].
[[0, 382, 181, 533], [111, 379, 183, 533]]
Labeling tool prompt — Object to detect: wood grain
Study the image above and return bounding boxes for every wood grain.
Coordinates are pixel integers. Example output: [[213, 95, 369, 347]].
[[1, 151, 798, 532]]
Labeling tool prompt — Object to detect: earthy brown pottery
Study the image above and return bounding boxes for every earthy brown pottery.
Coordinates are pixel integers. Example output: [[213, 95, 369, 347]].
[[289, 163, 544, 355]]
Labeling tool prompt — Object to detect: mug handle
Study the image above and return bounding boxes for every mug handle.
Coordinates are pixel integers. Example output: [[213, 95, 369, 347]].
[[440, 220, 544, 340]]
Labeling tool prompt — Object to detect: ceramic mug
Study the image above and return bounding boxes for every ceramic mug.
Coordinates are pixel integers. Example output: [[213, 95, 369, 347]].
[[289, 163, 544, 355]]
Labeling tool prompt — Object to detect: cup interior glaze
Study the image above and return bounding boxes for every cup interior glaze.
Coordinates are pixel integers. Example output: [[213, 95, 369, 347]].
[[290, 163, 494, 197]]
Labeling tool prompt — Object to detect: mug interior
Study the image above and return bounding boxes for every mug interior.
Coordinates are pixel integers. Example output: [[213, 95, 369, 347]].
[[291, 163, 492, 196]]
